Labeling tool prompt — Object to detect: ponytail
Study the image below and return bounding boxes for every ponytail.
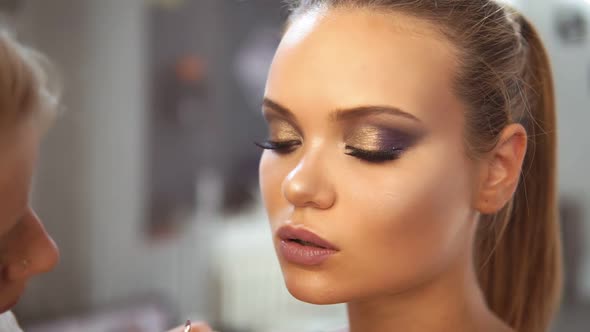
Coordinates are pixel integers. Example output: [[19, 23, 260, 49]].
[[476, 14, 562, 332]]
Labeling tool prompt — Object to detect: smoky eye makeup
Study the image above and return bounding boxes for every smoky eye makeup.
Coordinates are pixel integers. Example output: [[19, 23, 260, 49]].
[[344, 125, 423, 163], [255, 119, 302, 154]]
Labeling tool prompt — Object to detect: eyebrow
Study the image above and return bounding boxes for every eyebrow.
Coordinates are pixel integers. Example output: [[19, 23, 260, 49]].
[[334, 105, 421, 123], [262, 98, 421, 123], [262, 98, 297, 122]]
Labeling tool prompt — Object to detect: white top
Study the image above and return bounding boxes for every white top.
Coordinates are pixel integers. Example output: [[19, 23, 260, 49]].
[[0, 311, 23, 332]]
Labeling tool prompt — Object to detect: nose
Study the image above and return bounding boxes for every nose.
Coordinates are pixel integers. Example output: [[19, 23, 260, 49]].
[[282, 154, 336, 210], [4, 208, 60, 281]]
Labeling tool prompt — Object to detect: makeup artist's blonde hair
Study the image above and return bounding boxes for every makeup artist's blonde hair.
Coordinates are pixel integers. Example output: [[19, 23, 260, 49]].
[[0, 29, 60, 131], [286, 1, 562, 332]]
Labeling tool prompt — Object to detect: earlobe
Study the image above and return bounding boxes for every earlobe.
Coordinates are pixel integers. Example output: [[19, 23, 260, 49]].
[[475, 124, 527, 214]]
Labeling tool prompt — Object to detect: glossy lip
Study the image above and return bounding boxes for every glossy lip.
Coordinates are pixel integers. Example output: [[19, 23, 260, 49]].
[[277, 225, 339, 250], [276, 225, 339, 266]]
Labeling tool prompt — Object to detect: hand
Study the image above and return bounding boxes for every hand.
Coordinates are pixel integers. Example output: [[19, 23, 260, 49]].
[[166, 321, 217, 332]]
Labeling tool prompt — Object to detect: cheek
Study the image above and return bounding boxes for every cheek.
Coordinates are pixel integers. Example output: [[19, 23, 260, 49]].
[[0, 178, 28, 235], [0, 165, 35, 237], [334, 145, 476, 291], [259, 152, 289, 226]]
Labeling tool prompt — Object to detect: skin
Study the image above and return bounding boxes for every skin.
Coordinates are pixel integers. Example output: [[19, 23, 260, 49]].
[[0, 115, 59, 313], [167, 322, 215, 332], [259, 8, 526, 332]]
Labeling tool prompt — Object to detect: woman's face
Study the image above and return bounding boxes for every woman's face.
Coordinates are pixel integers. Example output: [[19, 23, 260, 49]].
[[259, 8, 481, 304], [0, 117, 59, 313]]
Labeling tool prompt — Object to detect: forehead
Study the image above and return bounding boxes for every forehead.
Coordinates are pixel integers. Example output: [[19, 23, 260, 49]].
[[266, 8, 462, 124]]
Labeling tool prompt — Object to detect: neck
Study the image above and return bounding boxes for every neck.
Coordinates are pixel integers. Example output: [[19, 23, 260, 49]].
[[346, 253, 513, 332]]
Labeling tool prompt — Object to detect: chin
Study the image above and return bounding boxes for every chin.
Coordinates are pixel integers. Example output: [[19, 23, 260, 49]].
[[285, 283, 345, 305], [279, 263, 426, 306], [280, 267, 351, 305], [0, 284, 25, 314], [0, 298, 19, 314]]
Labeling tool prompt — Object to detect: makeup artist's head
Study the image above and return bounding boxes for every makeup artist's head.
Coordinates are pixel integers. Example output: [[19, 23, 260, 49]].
[[0, 31, 59, 313], [259, 1, 561, 332]]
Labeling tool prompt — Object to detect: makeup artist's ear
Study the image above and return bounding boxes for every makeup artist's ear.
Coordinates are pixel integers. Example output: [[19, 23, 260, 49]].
[[474, 123, 527, 214]]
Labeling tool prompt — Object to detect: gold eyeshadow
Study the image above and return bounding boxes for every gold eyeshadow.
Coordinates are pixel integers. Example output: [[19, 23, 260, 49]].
[[345, 126, 420, 152], [268, 119, 300, 141]]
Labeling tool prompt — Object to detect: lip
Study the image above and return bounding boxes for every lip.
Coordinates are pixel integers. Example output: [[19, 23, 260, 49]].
[[276, 225, 339, 266], [277, 225, 338, 250]]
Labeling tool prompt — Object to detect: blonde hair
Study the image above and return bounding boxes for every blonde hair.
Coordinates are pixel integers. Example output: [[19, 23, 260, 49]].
[[0, 29, 60, 131], [287, 1, 562, 331]]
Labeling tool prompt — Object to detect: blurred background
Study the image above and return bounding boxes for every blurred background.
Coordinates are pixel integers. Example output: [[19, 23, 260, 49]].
[[0, 0, 586, 331]]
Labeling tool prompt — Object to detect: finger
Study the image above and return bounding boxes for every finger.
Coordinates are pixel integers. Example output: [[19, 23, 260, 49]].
[[187, 321, 214, 332], [166, 321, 213, 332]]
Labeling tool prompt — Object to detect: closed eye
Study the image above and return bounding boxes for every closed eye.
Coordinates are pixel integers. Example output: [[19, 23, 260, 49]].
[[345, 146, 405, 163], [255, 140, 301, 154]]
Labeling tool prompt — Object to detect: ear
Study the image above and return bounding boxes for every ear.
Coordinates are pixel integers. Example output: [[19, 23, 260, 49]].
[[474, 124, 527, 214]]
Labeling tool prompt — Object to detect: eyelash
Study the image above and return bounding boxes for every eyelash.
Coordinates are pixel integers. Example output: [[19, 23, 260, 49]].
[[344, 146, 405, 162], [255, 140, 405, 162], [255, 140, 301, 154]]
